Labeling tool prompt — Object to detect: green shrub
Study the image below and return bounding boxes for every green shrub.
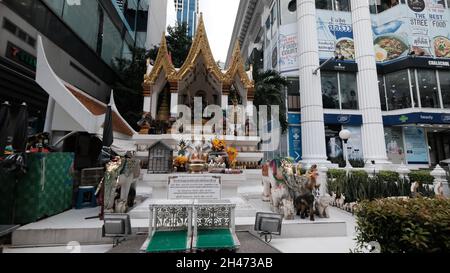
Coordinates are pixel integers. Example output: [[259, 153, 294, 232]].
[[377, 171, 400, 183], [352, 170, 368, 179], [327, 169, 346, 180], [355, 198, 450, 253], [409, 170, 434, 185], [349, 158, 365, 168]]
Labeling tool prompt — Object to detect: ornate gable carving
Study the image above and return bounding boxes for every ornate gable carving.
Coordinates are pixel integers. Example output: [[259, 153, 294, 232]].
[[144, 34, 177, 85]]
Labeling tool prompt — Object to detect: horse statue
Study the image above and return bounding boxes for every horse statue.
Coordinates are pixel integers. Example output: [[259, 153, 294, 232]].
[[267, 158, 292, 214], [294, 165, 321, 221]]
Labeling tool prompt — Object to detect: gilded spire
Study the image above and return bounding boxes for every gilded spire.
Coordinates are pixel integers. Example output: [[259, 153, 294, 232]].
[[177, 13, 223, 81], [224, 41, 254, 89], [144, 32, 177, 85]]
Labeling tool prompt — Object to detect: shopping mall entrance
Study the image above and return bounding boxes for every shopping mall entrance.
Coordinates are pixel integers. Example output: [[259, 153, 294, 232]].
[[427, 128, 450, 166]]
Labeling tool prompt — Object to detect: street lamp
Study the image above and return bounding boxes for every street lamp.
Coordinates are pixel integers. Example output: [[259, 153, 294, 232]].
[[339, 129, 352, 170]]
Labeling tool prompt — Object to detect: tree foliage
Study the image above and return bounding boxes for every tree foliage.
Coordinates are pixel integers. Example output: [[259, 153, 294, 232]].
[[253, 70, 289, 134]]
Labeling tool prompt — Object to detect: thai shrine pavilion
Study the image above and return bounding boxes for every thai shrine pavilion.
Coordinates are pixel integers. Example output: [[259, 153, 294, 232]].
[[34, 13, 263, 166], [133, 14, 262, 162], [141, 15, 254, 135]]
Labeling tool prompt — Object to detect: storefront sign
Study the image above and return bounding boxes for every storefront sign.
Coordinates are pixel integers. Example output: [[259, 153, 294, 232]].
[[378, 57, 450, 73], [404, 127, 429, 164], [383, 112, 450, 125], [288, 113, 363, 126], [288, 126, 302, 162], [5, 42, 36, 71], [168, 176, 221, 200], [324, 114, 363, 125]]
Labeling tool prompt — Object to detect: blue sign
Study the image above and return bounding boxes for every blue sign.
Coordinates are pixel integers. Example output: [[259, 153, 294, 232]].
[[383, 112, 450, 126], [288, 113, 363, 126], [324, 114, 363, 125], [288, 113, 301, 124], [288, 126, 302, 162]]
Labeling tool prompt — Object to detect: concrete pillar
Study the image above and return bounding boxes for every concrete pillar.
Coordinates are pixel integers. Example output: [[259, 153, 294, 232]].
[[351, 0, 390, 166], [297, 0, 329, 165], [169, 82, 179, 118], [143, 84, 152, 114]]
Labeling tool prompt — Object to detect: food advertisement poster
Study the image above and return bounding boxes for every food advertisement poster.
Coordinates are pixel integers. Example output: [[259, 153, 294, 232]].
[[316, 10, 355, 60], [384, 127, 406, 164], [403, 127, 429, 164], [342, 126, 364, 160], [279, 23, 298, 73], [372, 1, 450, 62]]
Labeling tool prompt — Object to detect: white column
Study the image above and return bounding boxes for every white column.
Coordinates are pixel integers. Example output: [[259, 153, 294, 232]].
[[351, 0, 390, 166], [143, 97, 151, 113], [297, 0, 329, 165], [221, 95, 228, 111], [170, 92, 178, 118]]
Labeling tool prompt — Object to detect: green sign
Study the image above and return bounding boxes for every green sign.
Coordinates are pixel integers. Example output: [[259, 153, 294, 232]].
[[6, 42, 37, 71]]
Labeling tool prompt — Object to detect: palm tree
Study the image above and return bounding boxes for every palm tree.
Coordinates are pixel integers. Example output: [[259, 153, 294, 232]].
[[253, 70, 289, 134]]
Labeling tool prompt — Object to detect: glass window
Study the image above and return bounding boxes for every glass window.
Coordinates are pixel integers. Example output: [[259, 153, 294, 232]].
[[377, 0, 399, 13], [316, 0, 333, 10], [321, 72, 340, 109], [385, 70, 412, 110], [417, 69, 440, 108], [62, 0, 100, 50], [378, 75, 387, 111], [339, 72, 358, 109], [440, 71, 450, 108], [287, 78, 300, 111], [101, 14, 123, 66], [334, 0, 351, 11], [369, 0, 378, 14], [42, 0, 65, 17], [280, 0, 297, 25]]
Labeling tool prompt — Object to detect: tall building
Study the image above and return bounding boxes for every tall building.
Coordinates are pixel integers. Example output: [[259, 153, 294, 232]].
[[174, 0, 199, 37], [147, 0, 168, 49], [228, 0, 450, 168], [0, 0, 138, 134], [114, 0, 151, 49]]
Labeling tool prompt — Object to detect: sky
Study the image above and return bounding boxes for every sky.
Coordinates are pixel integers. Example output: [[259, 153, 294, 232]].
[[166, 0, 240, 64]]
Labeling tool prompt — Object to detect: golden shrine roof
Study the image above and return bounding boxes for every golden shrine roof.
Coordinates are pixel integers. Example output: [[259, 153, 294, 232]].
[[144, 13, 254, 89]]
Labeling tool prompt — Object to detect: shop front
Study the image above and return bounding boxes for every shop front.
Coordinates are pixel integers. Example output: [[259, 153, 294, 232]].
[[383, 112, 450, 166]]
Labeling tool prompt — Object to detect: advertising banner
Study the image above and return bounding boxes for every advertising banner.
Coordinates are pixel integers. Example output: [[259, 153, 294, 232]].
[[372, 1, 450, 62], [316, 10, 355, 60], [342, 126, 364, 160], [279, 23, 298, 73], [404, 127, 429, 164], [385, 127, 406, 164], [288, 126, 302, 162]]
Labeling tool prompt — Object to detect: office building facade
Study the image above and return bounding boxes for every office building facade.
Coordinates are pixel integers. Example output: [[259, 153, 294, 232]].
[[174, 0, 199, 37], [228, 0, 450, 168], [0, 0, 140, 134]]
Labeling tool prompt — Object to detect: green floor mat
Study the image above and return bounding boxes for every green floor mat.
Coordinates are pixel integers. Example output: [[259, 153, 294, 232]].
[[147, 230, 189, 253], [195, 229, 236, 249]]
